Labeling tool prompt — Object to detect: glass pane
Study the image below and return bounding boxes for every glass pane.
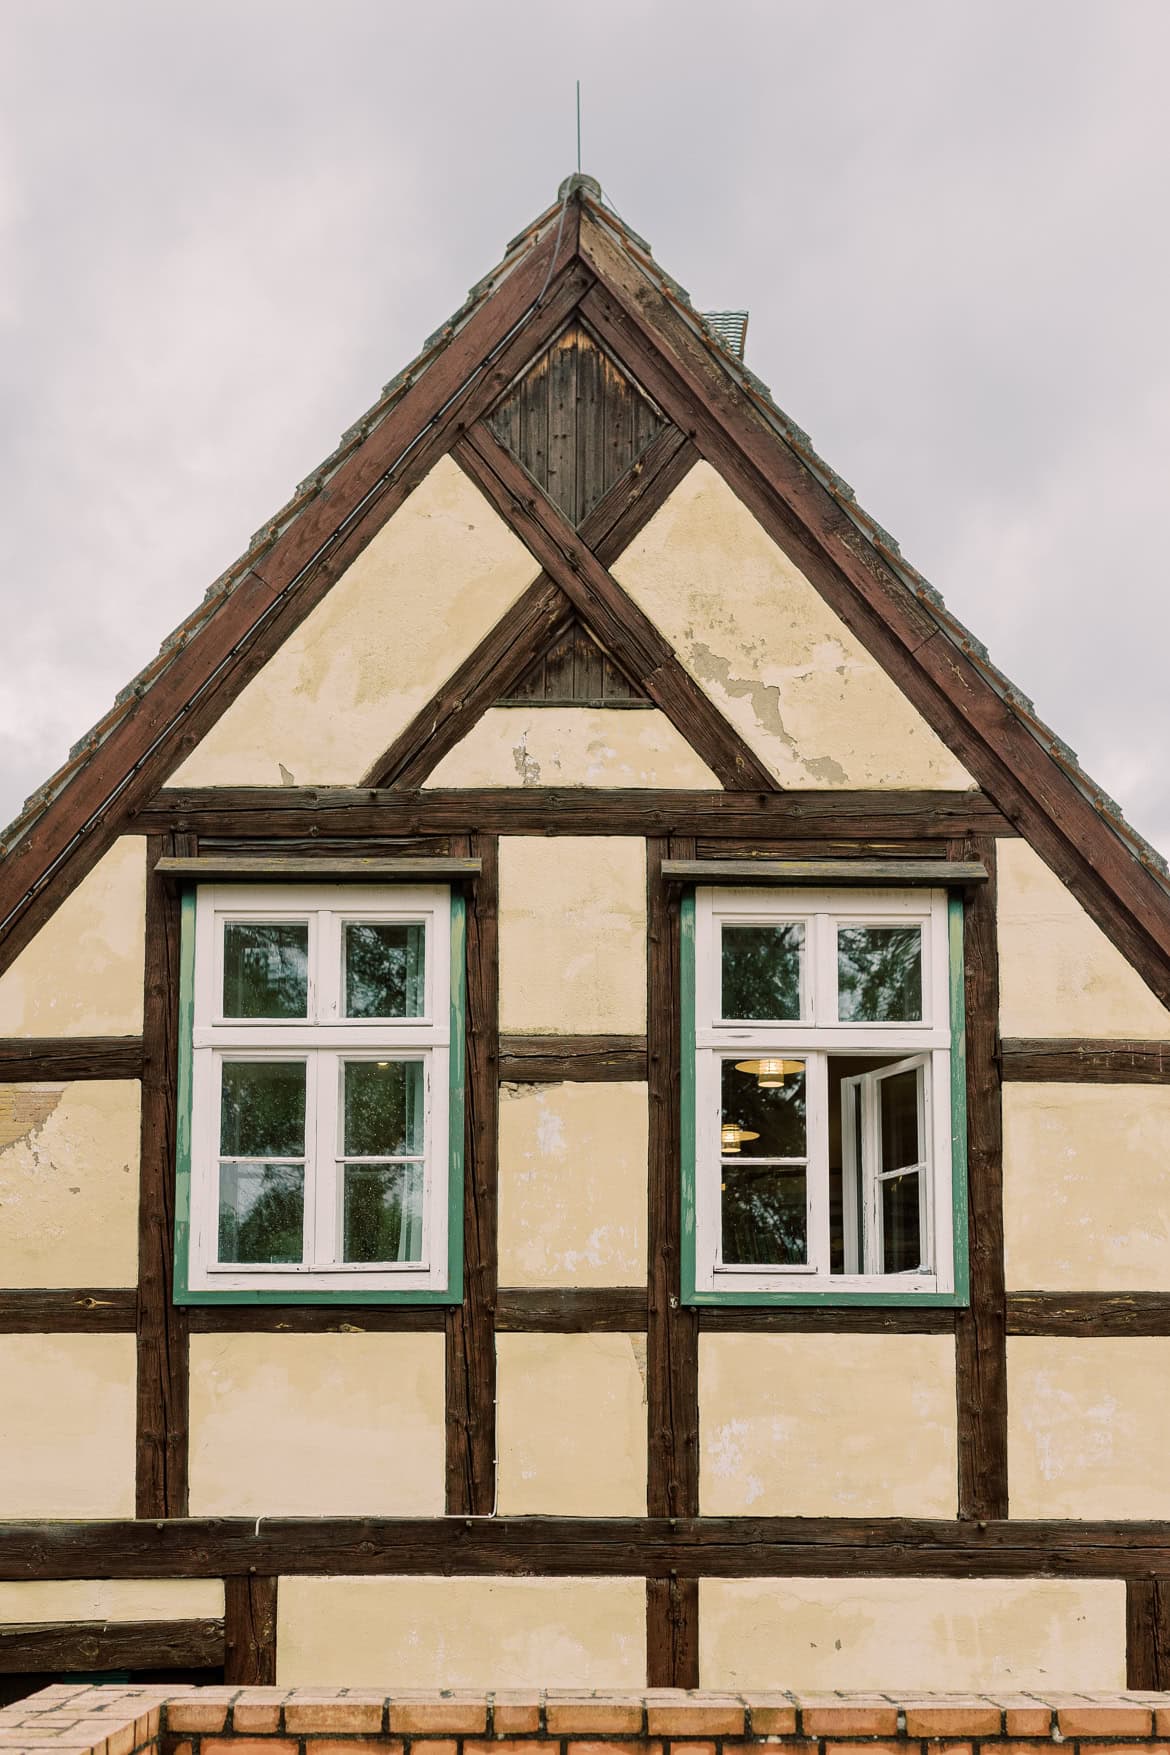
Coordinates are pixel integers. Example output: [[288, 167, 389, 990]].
[[882, 1170, 921, 1272], [223, 921, 308, 1018], [343, 1059, 424, 1157], [343, 1162, 425, 1263], [220, 1061, 305, 1157], [880, 1067, 921, 1170], [218, 1162, 304, 1263], [345, 923, 425, 1019], [721, 923, 803, 1020], [721, 1058, 806, 1159], [721, 1164, 807, 1265], [837, 925, 923, 1022]]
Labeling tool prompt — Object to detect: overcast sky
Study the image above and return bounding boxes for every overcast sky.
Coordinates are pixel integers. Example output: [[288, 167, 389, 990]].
[[2, 1, 1168, 852]]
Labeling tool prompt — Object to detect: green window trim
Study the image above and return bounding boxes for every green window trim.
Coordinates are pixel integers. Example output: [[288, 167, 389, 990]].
[[679, 888, 970, 1308], [173, 884, 466, 1306]]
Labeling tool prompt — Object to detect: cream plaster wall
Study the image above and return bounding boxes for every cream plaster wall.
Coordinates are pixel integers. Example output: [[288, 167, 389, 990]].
[[276, 1575, 646, 1688], [0, 837, 145, 1037], [699, 1334, 956, 1516], [168, 458, 538, 787], [701, 1577, 1126, 1690], [425, 707, 718, 789], [498, 837, 646, 1034], [1004, 1083, 1170, 1290], [188, 1333, 445, 1516], [0, 1080, 140, 1288], [0, 1336, 135, 1516], [0, 1580, 224, 1621], [1010, 1337, 1170, 1517], [611, 462, 973, 791], [498, 1081, 647, 1287], [998, 841, 1170, 1037], [496, 1332, 647, 1515]]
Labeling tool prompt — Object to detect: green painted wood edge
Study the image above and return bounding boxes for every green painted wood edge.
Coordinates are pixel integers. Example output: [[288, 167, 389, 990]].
[[679, 889, 971, 1309], [173, 891, 466, 1306]]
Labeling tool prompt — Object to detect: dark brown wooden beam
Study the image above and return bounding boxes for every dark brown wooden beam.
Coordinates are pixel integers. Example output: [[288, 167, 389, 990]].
[[0, 1038, 144, 1082], [496, 1288, 648, 1331], [1007, 1293, 1170, 1336], [456, 426, 776, 791], [499, 1034, 647, 1082], [0, 1617, 223, 1673], [186, 1304, 447, 1333], [698, 1305, 955, 1334], [7, 1516, 1170, 1581], [0, 1290, 137, 1333], [951, 834, 1008, 1521], [223, 1575, 278, 1685], [136, 835, 189, 1519], [446, 832, 498, 1516], [1001, 1039, 1170, 1083], [1128, 1578, 1170, 1687], [663, 858, 987, 887], [137, 787, 1012, 841]]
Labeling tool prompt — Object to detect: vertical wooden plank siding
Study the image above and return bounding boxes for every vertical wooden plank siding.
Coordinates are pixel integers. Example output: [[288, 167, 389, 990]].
[[445, 834, 499, 1514], [136, 834, 190, 1517], [223, 1575, 278, 1684], [645, 836, 700, 1686], [949, 835, 1008, 1518]]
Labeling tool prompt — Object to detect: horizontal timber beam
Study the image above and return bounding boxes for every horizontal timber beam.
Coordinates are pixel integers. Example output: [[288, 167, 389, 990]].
[[1007, 1293, 1170, 1336], [0, 1290, 137, 1332], [0, 1616, 223, 1673], [0, 1038, 144, 1082], [499, 1034, 648, 1081], [5, 1517, 1170, 1581], [135, 788, 1013, 841], [1001, 1039, 1170, 1082]]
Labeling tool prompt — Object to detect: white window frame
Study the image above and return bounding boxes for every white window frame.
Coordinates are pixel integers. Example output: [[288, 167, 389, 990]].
[[693, 885, 954, 1297], [187, 883, 451, 1295]]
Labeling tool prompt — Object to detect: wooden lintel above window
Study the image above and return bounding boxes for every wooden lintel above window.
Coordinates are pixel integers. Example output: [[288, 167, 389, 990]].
[[153, 855, 482, 881], [661, 858, 988, 887]]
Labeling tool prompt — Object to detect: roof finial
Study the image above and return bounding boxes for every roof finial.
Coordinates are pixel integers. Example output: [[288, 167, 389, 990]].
[[558, 172, 601, 201]]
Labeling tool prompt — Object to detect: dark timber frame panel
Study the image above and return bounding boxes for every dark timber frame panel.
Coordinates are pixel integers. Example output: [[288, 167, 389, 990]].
[[0, 1616, 224, 1674], [1001, 1039, 1170, 1081]]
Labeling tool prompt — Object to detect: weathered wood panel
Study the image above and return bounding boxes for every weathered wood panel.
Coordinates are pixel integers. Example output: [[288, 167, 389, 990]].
[[0, 1616, 223, 1673], [0, 1039, 144, 1082], [1128, 1577, 1170, 1687], [224, 1575, 278, 1685], [498, 1034, 648, 1082], [1001, 1039, 1170, 1082]]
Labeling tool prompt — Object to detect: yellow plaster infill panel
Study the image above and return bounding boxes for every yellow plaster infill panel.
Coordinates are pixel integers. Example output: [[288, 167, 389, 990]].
[[168, 456, 539, 787], [0, 1336, 135, 1516], [496, 1332, 647, 1515], [188, 1332, 444, 1516], [498, 1081, 647, 1288], [0, 837, 145, 1037], [425, 707, 719, 789], [498, 837, 646, 1034], [611, 461, 974, 791], [701, 1577, 1126, 1690], [0, 1080, 140, 1288], [1004, 1084, 1170, 1291], [1009, 1337, 1170, 1518], [277, 1574, 646, 1688], [0, 1580, 224, 1621], [998, 840, 1170, 1038], [699, 1333, 956, 1516]]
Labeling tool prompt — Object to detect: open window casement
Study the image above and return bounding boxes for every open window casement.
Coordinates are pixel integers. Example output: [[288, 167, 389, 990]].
[[176, 883, 464, 1303], [686, 886, 967, 1305]]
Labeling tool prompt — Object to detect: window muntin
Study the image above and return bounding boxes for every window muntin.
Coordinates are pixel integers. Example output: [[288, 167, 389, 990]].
[[693, 886, 956, 1298], [186, 884, 453, 1296]]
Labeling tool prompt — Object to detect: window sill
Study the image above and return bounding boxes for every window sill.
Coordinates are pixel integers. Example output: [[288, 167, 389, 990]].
[[683, 1287, 970, 1308], [174, 1284, 462, 1306]]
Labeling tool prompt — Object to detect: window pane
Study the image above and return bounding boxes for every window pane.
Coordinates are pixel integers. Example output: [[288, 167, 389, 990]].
[[343, 1060, 424, 1157], [721, 923, 803, 1020], [218, 1162, 304, 1263], [345, 923, 425, 1018], [721, 1164, 807, 1265], [343, 1162, 425, 1263], [220, 1061, 305, 1157], [880, 1067, 920, 1170], [223, 922, 308, 1018], [837, 925, 922, 1022], [882, 1170, 921, 1272], [721, 1058, 806, 1158]]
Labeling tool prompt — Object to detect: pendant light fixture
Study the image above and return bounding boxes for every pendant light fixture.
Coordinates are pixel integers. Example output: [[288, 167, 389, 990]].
[[734, 1057, 805, 1089], [720, 1123, 760, 1155]]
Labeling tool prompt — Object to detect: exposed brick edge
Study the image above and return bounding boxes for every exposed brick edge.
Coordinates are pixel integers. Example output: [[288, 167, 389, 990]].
[[10, 1689, 1170, 1755]]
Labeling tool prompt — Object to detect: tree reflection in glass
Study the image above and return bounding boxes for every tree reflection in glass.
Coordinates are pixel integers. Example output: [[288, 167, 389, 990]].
[[345, 923, 425, 1019], [837, 925, 922, 1022], [223, 922, 308, 1018], [218, 1163, 304, 1263], [217, 1060, 307, 1264], [341, 1060, 425, 1263], [721, 923, 803, 1020]]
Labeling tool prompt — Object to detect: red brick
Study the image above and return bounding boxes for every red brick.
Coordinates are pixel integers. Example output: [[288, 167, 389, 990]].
[[493, 1700, 543, 1735], [202, 1741, 298, 1755], [804, 1705, 901, 1736], [465, 1739, 553, 1755], [547, 1701, 644, 1734], [646, 1700, 745, 1736], [285, 1701, 384, 1734], [566, 1743, 660, 1755], [1153, 1711, 1170, 1738], [391, 1702, 488, 1735], [1003, 1709, 1053, 1736], [824, 1742, 919, 1755], [232, 1702, 283, 1734], [905, 1706, 1002, 1736], [1081, 1746, 1170, 1755], [743, 1698, 799, 1736], [411, 1742, 459, 1755], [1057, 1706, 1153, 1736], [166, 1701, 231, 1733], [305, 1742, 402, 1755], [169, 1744, 194, 1755], [989, 1741, 1056, 1755], [668, 1743, 718, 1755]]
